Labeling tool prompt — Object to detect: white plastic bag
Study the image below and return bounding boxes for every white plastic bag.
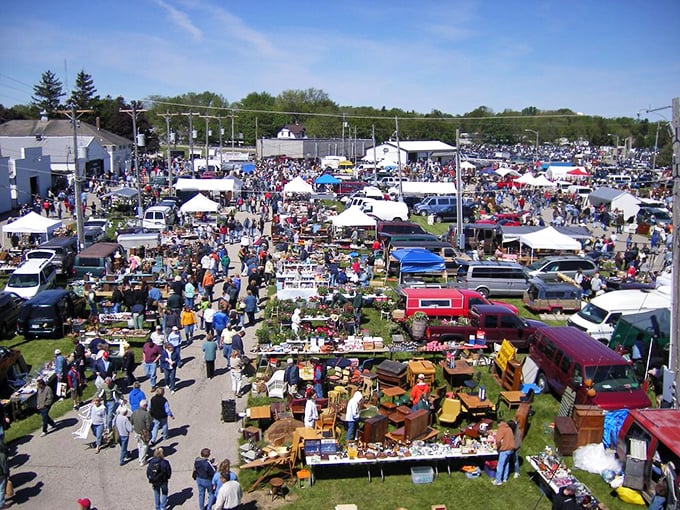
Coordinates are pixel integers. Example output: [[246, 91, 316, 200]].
[[573, 443, 621, 474]]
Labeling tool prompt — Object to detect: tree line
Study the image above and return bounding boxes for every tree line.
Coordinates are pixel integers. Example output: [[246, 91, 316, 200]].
[[0, 69, 672, 166]]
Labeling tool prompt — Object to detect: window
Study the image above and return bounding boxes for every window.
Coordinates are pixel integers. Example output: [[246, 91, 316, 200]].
[[484, 315, 496, 328], [419, 299, 451, 308], [560, 354, 572, 373], [572, 364, 583, 386], [540, 339, 556, 360], [500, 315, 522, 328]]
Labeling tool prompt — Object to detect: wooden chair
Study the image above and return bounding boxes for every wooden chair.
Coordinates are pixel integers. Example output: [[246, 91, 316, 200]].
[[316, 409, 337, 437], [436, 398, 461, 427]]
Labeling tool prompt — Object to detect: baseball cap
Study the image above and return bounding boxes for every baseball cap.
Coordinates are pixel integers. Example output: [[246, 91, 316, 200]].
[[77, 498, 92, 509], [418, 374, 425, 380], [172, 326, 178, 331], [287, 358, 294, 364], [156, 325, 161, 330], [54, 349, 61, 355]]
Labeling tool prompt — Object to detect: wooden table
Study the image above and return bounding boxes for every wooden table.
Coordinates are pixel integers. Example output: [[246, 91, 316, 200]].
[[441, 360, 474, 387], [499, 391, 526, 409], [248, 405, 272, 420], [457, 392, 494, 419], [381, 386, 405, 400]]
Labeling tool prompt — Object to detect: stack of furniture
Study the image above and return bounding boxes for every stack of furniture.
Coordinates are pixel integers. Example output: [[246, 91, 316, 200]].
[[553, 405, 604, 455], [407, 359, 436, 386], [376, 360, 407, 388]]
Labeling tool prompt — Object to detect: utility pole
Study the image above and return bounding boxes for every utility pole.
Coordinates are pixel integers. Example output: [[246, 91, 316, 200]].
[[670, 96, 680, 408], [56, 105, 93, 251], [456, 128, 464, 250], [189, 112, 195, 176], [158, 111, 174, 194], [228, 109, 239, 156], [120, 102, 147, 217], [372, 125, 377, 186], [395, 116, 403, 201], [218, 117, 224, 169]]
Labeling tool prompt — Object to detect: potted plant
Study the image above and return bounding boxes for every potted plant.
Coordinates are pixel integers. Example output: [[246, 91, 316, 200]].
[[409, 311, 428, 340]]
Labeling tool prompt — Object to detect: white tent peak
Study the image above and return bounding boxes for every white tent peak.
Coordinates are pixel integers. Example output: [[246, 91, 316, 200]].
[[179, 193, 220, 213], [331, 206, 377, 228]]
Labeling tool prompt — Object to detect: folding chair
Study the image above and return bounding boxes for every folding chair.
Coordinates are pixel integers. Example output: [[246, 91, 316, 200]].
[[72, 418, 92, 440]]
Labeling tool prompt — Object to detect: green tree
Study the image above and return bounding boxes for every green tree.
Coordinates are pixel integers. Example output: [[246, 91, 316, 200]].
[[69, 70, 99, 112], [31, 70, 65, 115]]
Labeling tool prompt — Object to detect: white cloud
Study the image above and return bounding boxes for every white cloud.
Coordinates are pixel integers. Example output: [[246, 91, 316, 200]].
[[153, 0, 203, 42]]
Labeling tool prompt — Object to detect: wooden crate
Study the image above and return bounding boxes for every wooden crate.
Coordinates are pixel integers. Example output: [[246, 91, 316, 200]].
[[554, 416, 578, 456], [407, 360, 436, 387]]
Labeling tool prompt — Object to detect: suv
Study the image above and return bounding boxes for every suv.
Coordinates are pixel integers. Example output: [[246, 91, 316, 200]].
[[0, 291, 23, 338], [413, 195, 458, 216], [16, 288, 87, 339], [431, 203, 477, 223], [34, 237, 78, 276], [527, 256, 598, 280], [376, 221, 427, 241], [636, 207, 672, 227], [454, 259, 529, 297], [4, 259, 57, 299]]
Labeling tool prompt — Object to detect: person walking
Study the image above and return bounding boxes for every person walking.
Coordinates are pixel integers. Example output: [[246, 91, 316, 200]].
[[97, 377, 121, 431], [166, 327, 183, 368], [149, 388, 175, 444], [36, 379, 57, 437], [131, 399, 153, 466], [283, 358, 301, 397], [160, 344, 178, 394], [230, 350, 244, 398], [219, 327, 233, 370], [193, 448, 216, 510], [142, 336, 162, 390], [89, 396, 107, 453], [203, 306, 215, 339], [510, 420, 522, 478], [202, 337, 217, 379], [493, 420, 515, 486], [66, 363, 83, 411], [114, 406, 133, 465], [181, 306, 197, 343], [243, 289, 257, 327], [212, 474, 242, 510], [129, 381, 146, 412], [147, 447, 172, 510]]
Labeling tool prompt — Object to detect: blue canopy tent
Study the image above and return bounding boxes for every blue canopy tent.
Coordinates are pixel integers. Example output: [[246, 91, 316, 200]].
[[390, 248, 447, 285], [314, 174, 340, 184], [241, 163, 256, 174]]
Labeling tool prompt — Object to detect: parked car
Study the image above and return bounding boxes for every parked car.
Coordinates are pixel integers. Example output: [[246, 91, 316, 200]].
[[35, 237, 78, 276], [16, 289, 87, 339], [636, 207, 672, 227], [0, 291, 24, 338], [4, 259, 57, 299], [454, 259, 530, 297], [527, 255, 598, 280], [431, 204, 477, 223]]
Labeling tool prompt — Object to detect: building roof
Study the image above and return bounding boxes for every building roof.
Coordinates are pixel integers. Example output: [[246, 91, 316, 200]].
[[0, 119, 131, 148], [282, 124, 306, 135], [0, 135, 95, 162], [388, 140, 456, 152]]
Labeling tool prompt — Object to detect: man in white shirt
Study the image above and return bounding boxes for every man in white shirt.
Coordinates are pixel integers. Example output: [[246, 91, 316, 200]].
[[213, 475, 242, 510], [150, 325, 165, 347]]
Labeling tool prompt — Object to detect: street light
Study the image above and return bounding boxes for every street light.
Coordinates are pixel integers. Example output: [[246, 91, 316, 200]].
[[524, 129, 539, 163]]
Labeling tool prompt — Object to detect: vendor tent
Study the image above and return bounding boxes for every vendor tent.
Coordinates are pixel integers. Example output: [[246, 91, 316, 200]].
[[495, 168, 521, 177], [283, 176, 313, 194], [588, 187, 640, 222], [3, 211, 62, 237], [105, 187, 138, 200], [390, 248, 446, 273], [546, 165, 588, 180], [532, 174, 557, 187], [315, 174, 340, 185], [460, 161, 476, 170], [514, 173, 537, 185], [175, 177, 242, 193], [331, 206, 377, 228], [179, 193, 220, 213], [519, 226, 581, 259]]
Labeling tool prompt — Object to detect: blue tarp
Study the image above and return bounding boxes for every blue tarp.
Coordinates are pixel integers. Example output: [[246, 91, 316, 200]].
[[241, 163, 256, 174], [390, 248, 446, 273], [314, 174, 340, 184]]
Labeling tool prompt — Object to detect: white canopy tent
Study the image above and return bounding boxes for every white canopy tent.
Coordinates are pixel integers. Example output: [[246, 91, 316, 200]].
[[531, 174, 557, 187], [283, 176, 314, 194], [174, 177, 242, 194], [331, 206, 377, 228], [459, 161, 475, 170], [179, 193, 220, 213], [3, 211, 62, 236], [514, 173, 537, 185], [519, 226, 581, 261], [495, 167, 521, 178]]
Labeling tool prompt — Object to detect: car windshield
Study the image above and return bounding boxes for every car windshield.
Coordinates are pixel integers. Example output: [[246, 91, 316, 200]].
[[577, 303, 608, 324], [26, 251, 54, 260], [586, 364, 639, 392], [8, 273, 39, 288]]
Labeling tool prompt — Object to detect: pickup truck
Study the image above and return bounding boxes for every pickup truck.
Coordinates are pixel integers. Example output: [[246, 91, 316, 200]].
[[421, 304, 545, 349]]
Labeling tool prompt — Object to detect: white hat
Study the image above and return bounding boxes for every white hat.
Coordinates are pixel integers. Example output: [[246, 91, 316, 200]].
[[54, 349, 61, 355], [172, 326, 178, 331], [287, 358, 294, 364], [417, 373, 425, 380]]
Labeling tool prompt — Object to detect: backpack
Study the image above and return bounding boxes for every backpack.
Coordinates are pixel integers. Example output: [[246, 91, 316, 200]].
[[147, 459, 166, 484]]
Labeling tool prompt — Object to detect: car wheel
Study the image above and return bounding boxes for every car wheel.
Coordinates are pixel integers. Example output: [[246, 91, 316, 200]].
[[420, 210, 428, 217], [536, 373, 548, 392], [435, 216, 442, 223], [393, 217, 403, 222], [551, 307, 563, 315], [477, 287, 490, 298]]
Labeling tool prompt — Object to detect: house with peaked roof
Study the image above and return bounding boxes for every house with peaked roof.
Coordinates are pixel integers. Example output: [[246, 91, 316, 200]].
[[0, 118, 133, 178], [277, 123, 307, 139]]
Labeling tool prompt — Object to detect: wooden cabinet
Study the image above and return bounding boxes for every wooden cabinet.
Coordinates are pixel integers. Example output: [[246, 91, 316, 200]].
[[573, 405, 604, 447], [362, 415, 388, 443], [501, 360, 522, 391], [554, 416, 578, 455]]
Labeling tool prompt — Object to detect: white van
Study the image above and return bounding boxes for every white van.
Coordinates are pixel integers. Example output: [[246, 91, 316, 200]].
[[361, 199, 409, 222], [142, 206, 176, 230], [567, 288, 671, 343], [566, 185, 592, 198], [610, 174, 632, 186], [4, 259, 57, 299]]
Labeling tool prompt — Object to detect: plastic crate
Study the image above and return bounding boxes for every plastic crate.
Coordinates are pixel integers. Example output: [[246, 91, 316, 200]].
[[411, 466, 434, 484]]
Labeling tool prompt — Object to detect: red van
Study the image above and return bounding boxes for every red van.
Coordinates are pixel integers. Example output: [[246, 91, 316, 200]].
[[397, 287, 518, 318], [529, 326, 650, 410], [616, 409, 680, 505]]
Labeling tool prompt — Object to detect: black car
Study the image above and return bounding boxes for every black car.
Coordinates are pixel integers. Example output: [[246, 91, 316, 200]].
[[0, 291, 24, 338], [17, 289, 87, 339], [432, 204, 477, 223]]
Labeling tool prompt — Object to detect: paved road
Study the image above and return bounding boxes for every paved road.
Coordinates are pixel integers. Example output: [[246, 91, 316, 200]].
[[6, 208, 268, 510]]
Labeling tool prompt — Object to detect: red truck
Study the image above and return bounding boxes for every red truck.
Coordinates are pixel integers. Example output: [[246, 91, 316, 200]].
[[422, 304, 545, 349], [398, 287, 518, 318]]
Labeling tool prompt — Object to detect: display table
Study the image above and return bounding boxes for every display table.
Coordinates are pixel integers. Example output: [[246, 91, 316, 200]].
[[248, 405, 272, 420], [457, 392, 494, 419], [441, 360, 474, 387], [526, 454, 601, 507], [307, 444, 497, 485], [499, 391, 526, 409]]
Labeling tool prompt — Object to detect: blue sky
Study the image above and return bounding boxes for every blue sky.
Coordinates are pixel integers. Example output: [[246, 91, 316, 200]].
[[1, 0, 678, 119]]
